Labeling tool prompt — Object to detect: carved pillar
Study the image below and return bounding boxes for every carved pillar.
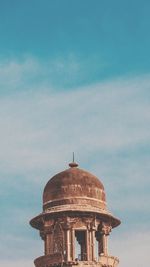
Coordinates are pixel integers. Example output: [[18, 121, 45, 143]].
[[47, 234, 53, 254], [91, 228, 96, 261], [90, 217, 97, 261], [88, 230, 92, 260], [44, 227, 53, 255], [63, 219, 72, 262], [86, 229, 90, 261], [71, 229, 75, 261], [101, 223, 112, 256], [41, 226, 53, 255], [66, 228, 71, 261], [45, 234, 48, 254]]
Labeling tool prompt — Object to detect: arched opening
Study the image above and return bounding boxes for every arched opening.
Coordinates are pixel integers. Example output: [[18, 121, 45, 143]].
[[75, 230, 87, 261]]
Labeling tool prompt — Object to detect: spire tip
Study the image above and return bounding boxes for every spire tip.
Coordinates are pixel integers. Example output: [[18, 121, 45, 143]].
[[69, 152, 78, 168]]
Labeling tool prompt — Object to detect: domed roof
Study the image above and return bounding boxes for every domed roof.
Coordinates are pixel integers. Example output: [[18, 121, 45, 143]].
[[30, 162, 121, 229], [43, 162, 107, 213]]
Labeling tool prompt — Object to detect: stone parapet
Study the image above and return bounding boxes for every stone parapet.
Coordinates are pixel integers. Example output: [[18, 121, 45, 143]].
[[99, 255, 119, 267], [34, 255, 119, 267]]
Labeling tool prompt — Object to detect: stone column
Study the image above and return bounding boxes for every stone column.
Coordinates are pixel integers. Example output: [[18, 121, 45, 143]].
[[66, 229, 71, 261], [91, 228, 96, 261], [101, 223, 112, 256], [41, 227, 53, 255], [86, 229, 90, 261], [71, 229, 75, 261], [63, 221, 71, 262]]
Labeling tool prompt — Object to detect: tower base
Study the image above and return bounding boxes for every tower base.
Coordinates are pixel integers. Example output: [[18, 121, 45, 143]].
[[34, 254, 119, 267]]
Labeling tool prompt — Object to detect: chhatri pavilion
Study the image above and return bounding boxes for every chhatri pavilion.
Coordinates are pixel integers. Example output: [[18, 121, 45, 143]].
[[30, 160, 121, 267]]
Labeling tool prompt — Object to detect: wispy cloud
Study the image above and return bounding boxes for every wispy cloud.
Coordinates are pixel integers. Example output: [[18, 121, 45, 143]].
[[0, 64, 149, 175], [0, 55, 110, 93], [0, 57, 149, 266]]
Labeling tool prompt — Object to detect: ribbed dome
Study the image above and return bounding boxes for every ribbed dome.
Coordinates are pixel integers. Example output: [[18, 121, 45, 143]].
[[43, 164, 107, 213]]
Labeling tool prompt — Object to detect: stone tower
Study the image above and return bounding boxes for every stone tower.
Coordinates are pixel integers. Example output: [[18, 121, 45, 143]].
[[30, 161, 121, 267]]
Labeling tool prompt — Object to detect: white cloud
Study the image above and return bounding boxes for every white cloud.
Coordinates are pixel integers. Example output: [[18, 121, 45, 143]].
[[0, 57, 150, 265], [0, 55, 85, 93], [109, 230, 150, 267], [0, 68, 150, 177], [0, 57, 41, 91]]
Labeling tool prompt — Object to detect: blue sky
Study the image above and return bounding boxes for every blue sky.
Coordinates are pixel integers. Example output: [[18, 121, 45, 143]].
[[0, 1, 150, 267], [1, 0, 150, 89]]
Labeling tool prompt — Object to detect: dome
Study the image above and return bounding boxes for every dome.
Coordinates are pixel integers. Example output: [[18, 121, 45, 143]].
[[30, 162, 121, 229], [43, 162, 107, 213]]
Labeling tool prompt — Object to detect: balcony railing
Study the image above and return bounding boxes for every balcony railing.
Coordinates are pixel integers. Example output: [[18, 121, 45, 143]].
[[34, 253, 119, 267]]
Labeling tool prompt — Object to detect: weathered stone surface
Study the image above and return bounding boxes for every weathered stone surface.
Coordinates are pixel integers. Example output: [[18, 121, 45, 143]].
[[43, 167, 106, 212], [30, 162, 121, 267]]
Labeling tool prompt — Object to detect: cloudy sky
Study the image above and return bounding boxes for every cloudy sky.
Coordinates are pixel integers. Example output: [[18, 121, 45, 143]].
[[0, 1, 150, 267]]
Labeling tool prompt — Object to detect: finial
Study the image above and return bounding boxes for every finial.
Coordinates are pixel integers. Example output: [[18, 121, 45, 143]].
[[69, 152, 78, 168]]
